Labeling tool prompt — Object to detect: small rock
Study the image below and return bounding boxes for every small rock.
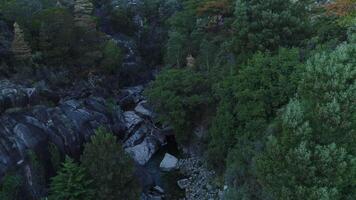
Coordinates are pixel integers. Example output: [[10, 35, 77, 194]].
[[159, 153, 178, 171], [177, 178, 190, 190], [135, 100, 153, 117], [153, 185, 165, 194]]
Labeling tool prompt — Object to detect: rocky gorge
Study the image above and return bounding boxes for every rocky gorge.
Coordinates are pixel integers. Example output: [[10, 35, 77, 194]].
[[0, 0, 225, 199]]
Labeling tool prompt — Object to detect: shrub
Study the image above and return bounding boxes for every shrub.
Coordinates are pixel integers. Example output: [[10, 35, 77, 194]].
[[48, 157, 94, 200], [100, 40, 123, 73], [81, 128, 140, 200], [0, 173, 23, 200]]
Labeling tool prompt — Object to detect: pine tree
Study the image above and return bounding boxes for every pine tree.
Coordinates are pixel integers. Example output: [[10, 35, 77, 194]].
[[0, 173, 23, 200], [255, 38, 356, 200], [232, 0, 312, 59], [81, 128, 140, 200], [48, 157, 94, 200]]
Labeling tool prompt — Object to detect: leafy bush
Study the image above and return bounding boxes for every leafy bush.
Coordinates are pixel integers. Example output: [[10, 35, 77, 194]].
[[81, 128, 140, 200], [145, 68, 212, 142]]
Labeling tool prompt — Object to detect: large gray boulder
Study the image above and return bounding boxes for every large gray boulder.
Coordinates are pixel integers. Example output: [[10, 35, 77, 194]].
[[159, 153, 178, 172], [125, 136, 159, 165]]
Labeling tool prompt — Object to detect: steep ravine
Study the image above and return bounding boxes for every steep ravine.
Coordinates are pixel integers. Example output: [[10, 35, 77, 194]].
[[0, 1, 183, 200], [0, 0, 220, 199]]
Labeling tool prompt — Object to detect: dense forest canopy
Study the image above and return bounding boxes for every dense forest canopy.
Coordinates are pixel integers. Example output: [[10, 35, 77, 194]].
[[0, 0, 355, 199]]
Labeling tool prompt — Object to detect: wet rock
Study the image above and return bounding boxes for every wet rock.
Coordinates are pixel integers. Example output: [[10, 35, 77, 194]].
[[159, 153, 178, 172], [125, 136, 159, 165]]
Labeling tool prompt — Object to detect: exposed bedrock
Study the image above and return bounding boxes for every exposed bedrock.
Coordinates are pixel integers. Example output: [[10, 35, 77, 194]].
[[0, 81, 166, 190]]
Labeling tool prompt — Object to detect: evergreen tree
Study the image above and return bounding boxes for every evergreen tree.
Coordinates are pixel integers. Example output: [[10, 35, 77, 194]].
[[81, 128, 140, 200], [256, 38, 356, 200], [232, 0, 312, 59], [209, 48, 302, 199], [100, 40, 123, 73], [145, 68, 212, 142], [48, 157, 94, 200], [0, 173, 23, 200], [35, 8, 75, 65]]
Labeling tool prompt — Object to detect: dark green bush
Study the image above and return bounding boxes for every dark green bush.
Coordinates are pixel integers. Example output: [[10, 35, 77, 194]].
[[0, 173, 23, 200], [100, 40, 123, 73], [48, 157, 94, 200], [81, 128, 140, 200]]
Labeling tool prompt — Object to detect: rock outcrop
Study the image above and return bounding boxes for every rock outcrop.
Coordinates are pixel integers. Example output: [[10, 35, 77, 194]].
[[0, 80, 40, 113], [0, 82, 166, 195]]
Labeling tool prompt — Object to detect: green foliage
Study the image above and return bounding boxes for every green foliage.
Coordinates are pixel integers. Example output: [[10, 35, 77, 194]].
[[100, 40, 123, 73], [165, 30, 189, 67], [232, 0, 312, 58], [27, 150, 47, 198], [48, 157, 94, 200], [208, 48, 301, 172], [81, 128, 140, 200], [49, 143, 62, 172], [72, 28, 104, 68], [33, 8, 75, 65], [255, 40, 356, 200], [0, 173, 23, 200], [146, 68, 212, 142], [0, 0, 42, 26]]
